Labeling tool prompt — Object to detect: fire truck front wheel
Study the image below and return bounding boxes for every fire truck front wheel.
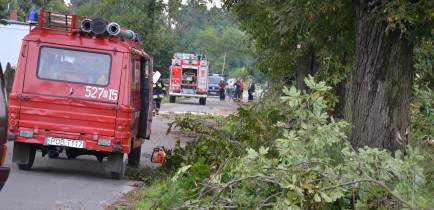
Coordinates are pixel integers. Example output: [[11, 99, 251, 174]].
[[169, 96, 176, 103], [13, 142, 36, 171], [199, 98, 206, 105]]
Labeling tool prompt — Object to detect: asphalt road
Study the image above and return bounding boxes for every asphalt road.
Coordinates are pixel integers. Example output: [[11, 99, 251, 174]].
[[0, 93, 244, 210]]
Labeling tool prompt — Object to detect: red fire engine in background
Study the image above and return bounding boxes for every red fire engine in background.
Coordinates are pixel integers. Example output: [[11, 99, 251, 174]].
[[7, 10, 153, 179], [168, 53, 209, 105]]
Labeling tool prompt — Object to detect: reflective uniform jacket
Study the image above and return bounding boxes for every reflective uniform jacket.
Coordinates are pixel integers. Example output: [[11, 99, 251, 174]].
[[153, 79, 166, 99]]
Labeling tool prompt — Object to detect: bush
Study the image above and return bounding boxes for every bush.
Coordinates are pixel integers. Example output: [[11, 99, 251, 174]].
[[410, 84, 434, 204]]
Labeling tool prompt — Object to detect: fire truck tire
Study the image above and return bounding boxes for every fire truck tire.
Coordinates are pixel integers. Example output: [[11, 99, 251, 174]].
[[199, 98, 206, 105], [48, 151, 60, 159], [17, 144, 36, 171], [169, 96, 176, 103], [128, 146, 141, 167]]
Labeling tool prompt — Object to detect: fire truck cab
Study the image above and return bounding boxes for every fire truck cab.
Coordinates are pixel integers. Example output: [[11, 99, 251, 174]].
[[7, 10, 153, 179], [168, 53, 209, 105]]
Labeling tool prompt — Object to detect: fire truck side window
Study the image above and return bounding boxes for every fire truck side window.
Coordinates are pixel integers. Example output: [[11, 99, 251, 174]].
[[140, 59, 150, 90], [143, 60, 149, 79], [131, 60, 140, 90], [37, 47, 112, 86]]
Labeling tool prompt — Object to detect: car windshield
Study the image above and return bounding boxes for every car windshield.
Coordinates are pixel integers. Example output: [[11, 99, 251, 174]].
[[209, 76, 223, 84], [37, 47, 111, 86]]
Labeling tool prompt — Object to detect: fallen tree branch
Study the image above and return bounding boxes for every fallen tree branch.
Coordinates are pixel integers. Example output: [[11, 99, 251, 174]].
[[321, 179, 415, 210]]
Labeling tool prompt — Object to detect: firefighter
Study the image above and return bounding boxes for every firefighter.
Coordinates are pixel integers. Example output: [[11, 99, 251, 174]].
[[152, 71, 167, 115], [234, 79, 241, 102], [219, 78, 226, 101], [247, 79, 256, 102]]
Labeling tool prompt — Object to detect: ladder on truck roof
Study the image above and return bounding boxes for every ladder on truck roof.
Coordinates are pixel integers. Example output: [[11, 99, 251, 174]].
[[38, 9, 84, 31], [31, 9, 141, 43], [174, 53, 207, 64]]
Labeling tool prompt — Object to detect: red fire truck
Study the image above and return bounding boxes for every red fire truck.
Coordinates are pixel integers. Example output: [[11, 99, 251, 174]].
[[7, 10, 153, 179], [168, 53, 209, 105]]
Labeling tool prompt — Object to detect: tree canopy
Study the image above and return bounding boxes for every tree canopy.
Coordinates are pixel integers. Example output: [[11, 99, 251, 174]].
[[74, 0, 250, 78], [225, 0, 433, 151], [0, 0, 70, 22]]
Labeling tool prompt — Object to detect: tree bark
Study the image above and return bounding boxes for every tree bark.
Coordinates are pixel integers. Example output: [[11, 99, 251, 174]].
[[331, 53, 349, 120], [4, 62, 15, 97], [351, 1, 413, 152], [295, 44, 319, 92]]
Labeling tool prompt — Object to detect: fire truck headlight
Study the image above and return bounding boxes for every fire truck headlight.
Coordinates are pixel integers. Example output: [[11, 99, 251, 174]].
[[19, 130, 34, 138]]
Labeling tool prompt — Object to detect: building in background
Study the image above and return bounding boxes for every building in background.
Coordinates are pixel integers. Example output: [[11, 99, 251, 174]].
[[0, 10, 29, 68]]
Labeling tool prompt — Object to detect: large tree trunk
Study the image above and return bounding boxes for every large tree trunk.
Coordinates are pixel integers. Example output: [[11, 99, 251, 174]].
[[351, 1, 413, 152], [295, 44, 320, 92]]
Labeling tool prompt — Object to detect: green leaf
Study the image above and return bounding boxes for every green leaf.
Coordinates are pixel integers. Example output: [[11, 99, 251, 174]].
[[246, 148, 259, 159], [287, 191, 295, 201], [314, 193, 321, 202], [304, 75, 315, 89], [394, 150, 402, 159], [259, 146, 269, 155], [320, 192, 332, 203], [330, 191, 345, 201]]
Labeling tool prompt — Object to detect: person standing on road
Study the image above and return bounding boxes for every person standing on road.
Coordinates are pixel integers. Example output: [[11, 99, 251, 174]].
[[234, 79, 241, 102], [218, 78, 226, 101], [224, 82, 230, 100], [247, 79, 256, 102], [240, 79, 245, 101], [152, 71, 167, 116]]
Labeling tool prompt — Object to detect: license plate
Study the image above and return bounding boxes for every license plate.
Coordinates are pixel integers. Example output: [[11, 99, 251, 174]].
[[45, 137, 85, 149], [210, 92, 217, 94]]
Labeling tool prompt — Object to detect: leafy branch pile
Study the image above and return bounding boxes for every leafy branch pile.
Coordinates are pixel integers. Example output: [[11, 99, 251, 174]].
[[137, 77, 431, 209], [410, 83, 434, 196]]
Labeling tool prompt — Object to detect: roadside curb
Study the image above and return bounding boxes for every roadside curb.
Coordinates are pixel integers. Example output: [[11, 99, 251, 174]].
[[158, 111, 230, 117]]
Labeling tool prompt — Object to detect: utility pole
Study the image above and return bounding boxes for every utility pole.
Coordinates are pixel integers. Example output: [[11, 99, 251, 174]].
[[221, 52, 226, 75]]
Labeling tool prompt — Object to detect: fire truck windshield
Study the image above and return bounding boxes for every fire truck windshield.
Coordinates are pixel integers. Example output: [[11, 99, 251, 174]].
[[37, 47, 112, 86]]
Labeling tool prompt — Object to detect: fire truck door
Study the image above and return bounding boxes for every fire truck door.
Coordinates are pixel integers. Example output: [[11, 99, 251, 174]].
[[137, 58, 152, 139], [197, 59, 209, 91]]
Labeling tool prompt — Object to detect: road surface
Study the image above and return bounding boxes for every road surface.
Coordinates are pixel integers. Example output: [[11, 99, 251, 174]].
[[0, 93, 245, 210]]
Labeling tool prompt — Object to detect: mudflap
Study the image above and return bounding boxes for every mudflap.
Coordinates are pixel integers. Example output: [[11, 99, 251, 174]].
[[106, 153, 127, 180], [12, 142, 32, 164]]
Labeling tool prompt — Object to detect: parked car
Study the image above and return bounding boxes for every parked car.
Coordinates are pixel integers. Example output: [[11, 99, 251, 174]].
[[207, 74, 224, 96], [0, 65, 10, 191]]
